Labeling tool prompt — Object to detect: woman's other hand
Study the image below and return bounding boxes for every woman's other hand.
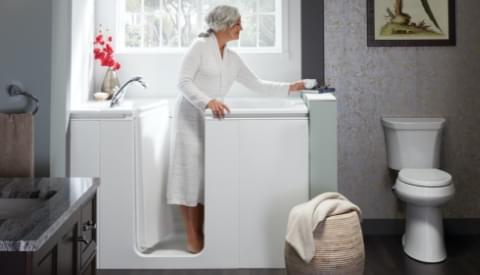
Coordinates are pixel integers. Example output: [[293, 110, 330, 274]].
[[207, 99, 230, 119], [288, 80, 305, 92]]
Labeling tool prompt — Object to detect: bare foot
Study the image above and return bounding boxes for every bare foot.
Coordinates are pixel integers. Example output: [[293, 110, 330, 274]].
[[186, 234, 204, 254], [187, 233, 203, 254], [179, 204, 205, 254]]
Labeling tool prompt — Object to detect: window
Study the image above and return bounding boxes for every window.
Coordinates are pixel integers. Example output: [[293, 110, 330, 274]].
[[118, 0, 282, 52]]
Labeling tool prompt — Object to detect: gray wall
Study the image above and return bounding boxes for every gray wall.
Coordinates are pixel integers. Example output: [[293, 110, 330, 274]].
[[324, 0, 480, 219], [0, 0, 52, 177]]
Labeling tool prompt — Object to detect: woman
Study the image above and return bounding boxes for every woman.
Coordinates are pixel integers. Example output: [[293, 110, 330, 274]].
[[167, 5, 305, 253]]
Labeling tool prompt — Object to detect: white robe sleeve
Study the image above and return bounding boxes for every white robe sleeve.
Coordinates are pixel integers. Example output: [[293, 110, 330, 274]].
[[235, 53, 290, 96], [177, 40, 212, 111]]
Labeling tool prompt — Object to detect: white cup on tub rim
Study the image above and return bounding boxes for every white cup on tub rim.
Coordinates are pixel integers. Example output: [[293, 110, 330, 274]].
[[303, 79, 318, 89]]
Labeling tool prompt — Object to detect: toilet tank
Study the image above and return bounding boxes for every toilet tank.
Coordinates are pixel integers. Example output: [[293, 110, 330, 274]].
[[382, 117, 445, 170]]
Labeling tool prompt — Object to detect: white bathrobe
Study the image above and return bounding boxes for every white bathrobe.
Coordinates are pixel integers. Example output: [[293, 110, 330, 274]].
[[167, 34, 290, 206]]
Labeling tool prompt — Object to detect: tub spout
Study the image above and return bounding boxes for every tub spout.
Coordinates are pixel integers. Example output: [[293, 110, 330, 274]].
[[110, 76, 148, 107]]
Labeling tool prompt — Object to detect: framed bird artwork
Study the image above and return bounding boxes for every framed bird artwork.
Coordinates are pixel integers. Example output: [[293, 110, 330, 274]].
[[367, 0, 456, 46]]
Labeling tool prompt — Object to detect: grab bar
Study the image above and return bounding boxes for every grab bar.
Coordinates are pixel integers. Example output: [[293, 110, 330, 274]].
[[5, 82, 39, 115]]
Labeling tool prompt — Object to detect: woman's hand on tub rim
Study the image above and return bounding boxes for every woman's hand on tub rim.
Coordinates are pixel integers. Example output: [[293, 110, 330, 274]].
[[207, 99, 230, 119], [288, 80, 306, 92]]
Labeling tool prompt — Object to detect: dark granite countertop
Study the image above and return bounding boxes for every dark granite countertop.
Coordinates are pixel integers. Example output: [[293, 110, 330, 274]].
[[0, 177, 99, 252]]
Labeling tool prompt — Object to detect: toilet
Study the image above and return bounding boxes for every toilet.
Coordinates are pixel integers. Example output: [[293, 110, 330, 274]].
[[382, 117, 455, 263]]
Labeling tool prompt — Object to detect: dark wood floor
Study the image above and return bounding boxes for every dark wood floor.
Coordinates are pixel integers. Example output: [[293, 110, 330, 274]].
[[364, 235, 480, 275], [98, 235, 480, 275]]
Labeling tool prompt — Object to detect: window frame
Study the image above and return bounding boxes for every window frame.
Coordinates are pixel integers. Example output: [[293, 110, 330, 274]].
[[114, 0, 287, 54]]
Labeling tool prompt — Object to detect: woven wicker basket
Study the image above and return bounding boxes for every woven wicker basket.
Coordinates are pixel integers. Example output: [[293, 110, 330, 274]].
[[285, 211, 365, 275]]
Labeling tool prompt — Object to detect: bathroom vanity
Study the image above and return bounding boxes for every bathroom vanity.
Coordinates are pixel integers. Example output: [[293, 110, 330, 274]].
[[0, 178, 99, 275]]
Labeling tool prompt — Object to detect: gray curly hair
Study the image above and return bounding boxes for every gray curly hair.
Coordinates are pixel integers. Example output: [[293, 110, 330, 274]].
[[198, 5, 240, 37]]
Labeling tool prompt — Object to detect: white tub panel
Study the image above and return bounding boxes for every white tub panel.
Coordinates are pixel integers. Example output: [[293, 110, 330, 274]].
[[204, 120, 240, 267], [69, 120, 100, 177], [98, 120, 136, 268], [238, 119, 309, 268]]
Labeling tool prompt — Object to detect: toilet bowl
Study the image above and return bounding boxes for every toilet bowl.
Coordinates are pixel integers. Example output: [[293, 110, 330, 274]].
[[394, 169, 454, 206], [382, 117, 455, 263], [393, 168, 454, 263]]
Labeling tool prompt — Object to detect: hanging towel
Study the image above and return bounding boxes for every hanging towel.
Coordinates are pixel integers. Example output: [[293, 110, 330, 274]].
[[286, 192, 362, 263], [0, 113, 34, 177]]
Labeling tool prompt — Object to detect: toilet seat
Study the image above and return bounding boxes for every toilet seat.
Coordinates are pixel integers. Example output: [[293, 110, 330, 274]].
[[399, 168, 452, 188]]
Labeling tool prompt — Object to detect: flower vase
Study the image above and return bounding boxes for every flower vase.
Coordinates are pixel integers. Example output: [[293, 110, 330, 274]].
[[101, 68, 120, 99]]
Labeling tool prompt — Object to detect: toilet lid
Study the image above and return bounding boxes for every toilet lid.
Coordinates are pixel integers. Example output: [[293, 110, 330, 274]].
[[399, 168, 452, 188]]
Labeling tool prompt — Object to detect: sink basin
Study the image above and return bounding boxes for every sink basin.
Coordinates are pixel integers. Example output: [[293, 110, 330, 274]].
[[0, 189, 56, 219], [0, 189, 56, 200], [0, 199, 44, 219]]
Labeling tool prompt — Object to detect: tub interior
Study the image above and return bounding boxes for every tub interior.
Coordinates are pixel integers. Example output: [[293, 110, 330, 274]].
[[223, 97, 304, 108], [205, 97, 308, 117]]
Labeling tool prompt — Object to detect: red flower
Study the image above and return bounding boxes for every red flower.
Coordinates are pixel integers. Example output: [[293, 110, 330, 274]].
[[104, 44, 113, 54], [101, 58, 109, 67], [93, 29, 121, 71], [94, 51, 105, 61]]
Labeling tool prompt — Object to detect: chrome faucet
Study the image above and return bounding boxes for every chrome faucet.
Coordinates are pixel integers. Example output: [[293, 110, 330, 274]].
[[110, 76, 148, 107]]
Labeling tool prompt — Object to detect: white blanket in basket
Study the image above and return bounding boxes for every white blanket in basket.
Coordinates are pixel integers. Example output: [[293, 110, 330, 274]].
[[286, 192, 362, 263]]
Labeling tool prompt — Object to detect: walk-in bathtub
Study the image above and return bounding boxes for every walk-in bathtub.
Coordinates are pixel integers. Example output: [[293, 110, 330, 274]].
[[69, 95, 336, 269]]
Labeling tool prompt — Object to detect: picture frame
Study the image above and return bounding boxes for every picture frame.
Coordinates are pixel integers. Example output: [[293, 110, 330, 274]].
[[367, 0, 455, 46]]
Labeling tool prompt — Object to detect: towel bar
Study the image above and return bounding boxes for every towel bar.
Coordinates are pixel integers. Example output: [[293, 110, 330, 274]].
[[5, 82, 39, 115]]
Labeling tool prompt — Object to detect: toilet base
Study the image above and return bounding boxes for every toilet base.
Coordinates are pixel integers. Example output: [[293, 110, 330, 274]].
[[402, 205, 447, 263]]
